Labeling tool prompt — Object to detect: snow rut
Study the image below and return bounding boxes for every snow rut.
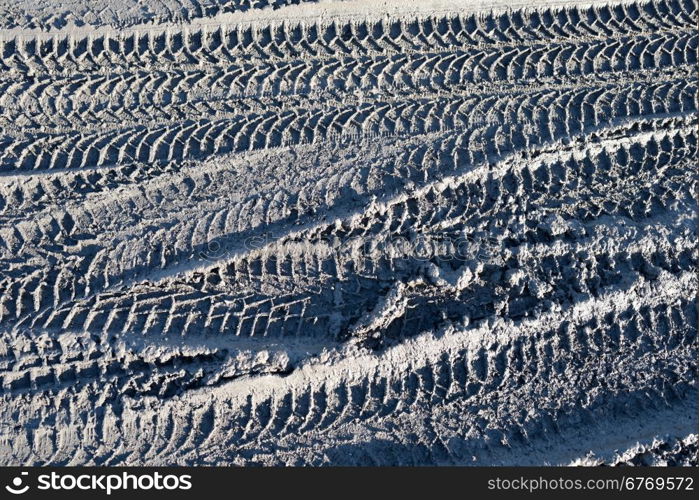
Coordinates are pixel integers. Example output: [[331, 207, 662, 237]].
[[0, 0, 696, 465]]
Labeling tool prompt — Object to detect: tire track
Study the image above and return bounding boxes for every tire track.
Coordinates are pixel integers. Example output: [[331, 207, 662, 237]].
[[0, 269, 693, 464], [1, 32, 695, 133], [0, 0, 695, 466], [0, 121, 694, 398], [1, 1, 695, 74]]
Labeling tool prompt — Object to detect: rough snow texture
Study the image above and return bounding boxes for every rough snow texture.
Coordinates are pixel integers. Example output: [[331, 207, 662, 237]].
[[0, 0, 696, 466]]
